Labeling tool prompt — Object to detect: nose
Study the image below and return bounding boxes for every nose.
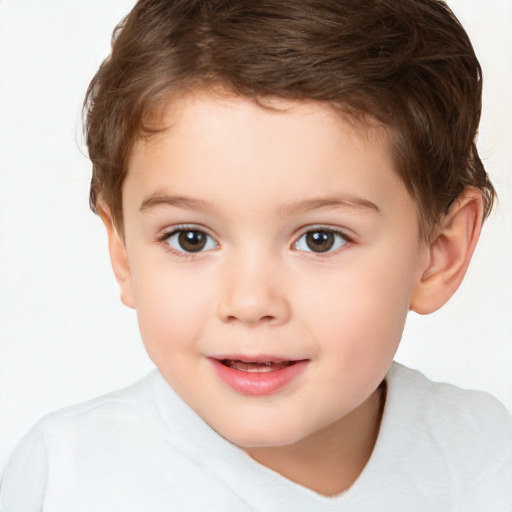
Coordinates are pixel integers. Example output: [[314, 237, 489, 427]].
[[216, 253, 291, 326]]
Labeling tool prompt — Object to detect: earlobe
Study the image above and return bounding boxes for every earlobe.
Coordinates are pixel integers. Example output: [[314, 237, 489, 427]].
[[410, 189, 484, 315], [98, 206, 136, 309]]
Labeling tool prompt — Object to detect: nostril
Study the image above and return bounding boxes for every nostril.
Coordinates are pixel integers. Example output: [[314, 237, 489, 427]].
[[225, 314, 275, 324]]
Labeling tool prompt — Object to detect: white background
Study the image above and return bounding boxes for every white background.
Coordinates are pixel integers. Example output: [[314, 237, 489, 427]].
[[0, 0, 511, 473]]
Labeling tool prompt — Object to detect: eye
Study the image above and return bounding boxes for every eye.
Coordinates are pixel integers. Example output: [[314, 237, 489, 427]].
[[294, 229, 348, 253], [166, 229, 218, 253]]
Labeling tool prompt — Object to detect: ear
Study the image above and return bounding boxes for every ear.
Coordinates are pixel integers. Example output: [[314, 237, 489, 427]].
[[98, 206, 136, 309], [410, 188, 484, 315]]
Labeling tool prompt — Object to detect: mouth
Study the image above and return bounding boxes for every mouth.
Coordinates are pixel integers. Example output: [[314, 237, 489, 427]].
[[210, 356, 308, 395], [219, 359, 298, 373]]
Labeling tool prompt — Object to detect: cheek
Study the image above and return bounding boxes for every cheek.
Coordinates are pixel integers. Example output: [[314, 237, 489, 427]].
[[299, 253, 415, 358], [130, 263, 212, 359]]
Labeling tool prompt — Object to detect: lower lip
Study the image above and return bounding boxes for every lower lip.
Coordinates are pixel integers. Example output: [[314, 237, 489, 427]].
[[210, 359, 308, 396]]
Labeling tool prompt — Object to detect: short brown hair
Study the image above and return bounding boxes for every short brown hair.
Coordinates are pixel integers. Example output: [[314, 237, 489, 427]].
[[84, 0, 495, 239]]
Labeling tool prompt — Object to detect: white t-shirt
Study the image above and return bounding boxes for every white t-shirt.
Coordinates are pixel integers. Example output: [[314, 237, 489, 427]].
[[1, 363, 512, 511]]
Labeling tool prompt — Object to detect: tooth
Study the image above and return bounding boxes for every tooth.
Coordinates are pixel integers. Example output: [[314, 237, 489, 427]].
[[221, 359, 296, 372]]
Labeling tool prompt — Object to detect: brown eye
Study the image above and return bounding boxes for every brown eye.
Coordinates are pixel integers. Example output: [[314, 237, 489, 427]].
[[295, 229, 347, 253], [305, 231, 334, 252], [178, 231, 206, 252], [167, 229, 217, 253]]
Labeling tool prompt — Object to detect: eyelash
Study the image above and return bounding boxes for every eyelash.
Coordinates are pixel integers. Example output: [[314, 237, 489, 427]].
[[158, 225, 218, 259], [293, 227, 350, 255], [157, 225, 352, 258]]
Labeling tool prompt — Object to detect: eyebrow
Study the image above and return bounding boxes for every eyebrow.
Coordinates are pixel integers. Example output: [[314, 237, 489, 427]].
[[140, 194, 216, 214], [139, 193, 380, 215], [276, 196, 380, 216]]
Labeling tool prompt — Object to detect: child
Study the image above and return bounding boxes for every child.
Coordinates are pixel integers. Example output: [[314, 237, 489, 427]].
[[1, 0, 511, 510]]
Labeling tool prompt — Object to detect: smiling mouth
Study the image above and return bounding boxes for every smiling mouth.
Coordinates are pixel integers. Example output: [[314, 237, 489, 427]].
[[220, 359, 298, 373], [212, 357, 308, 395]]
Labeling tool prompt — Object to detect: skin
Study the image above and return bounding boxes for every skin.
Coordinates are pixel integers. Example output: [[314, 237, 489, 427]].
[[101, 91, 483, 495]]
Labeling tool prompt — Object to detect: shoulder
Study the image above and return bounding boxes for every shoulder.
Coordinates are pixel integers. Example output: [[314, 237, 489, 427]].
[[8, 371, 155, 445], [0, 370, 168, 510], [3, 369, 162, 453], [44, 369, 161, 420], [383, 363, 512, 509], [20, 370, 171, 458], [386, 362, 512, 442]]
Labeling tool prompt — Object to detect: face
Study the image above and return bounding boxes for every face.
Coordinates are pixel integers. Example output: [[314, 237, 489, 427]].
[[117, 92, 430, 448]]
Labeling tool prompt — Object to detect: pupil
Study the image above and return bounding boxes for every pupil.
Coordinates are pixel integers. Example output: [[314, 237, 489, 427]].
[[178, 231, 206, 252], [306, 231, 334, 253]]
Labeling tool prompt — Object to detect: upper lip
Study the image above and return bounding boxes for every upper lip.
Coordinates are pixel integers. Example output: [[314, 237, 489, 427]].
[[209, 354, 307, 363]]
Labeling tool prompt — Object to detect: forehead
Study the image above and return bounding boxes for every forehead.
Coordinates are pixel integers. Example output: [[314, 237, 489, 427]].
[[132, 90, 392, 176], [125, 91, 415, 227], [143, 90, 389, 144]]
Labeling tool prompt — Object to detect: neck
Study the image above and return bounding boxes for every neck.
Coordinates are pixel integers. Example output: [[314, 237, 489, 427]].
[[245, 382, 386, 496]]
